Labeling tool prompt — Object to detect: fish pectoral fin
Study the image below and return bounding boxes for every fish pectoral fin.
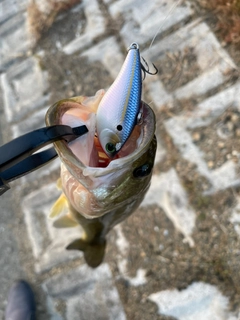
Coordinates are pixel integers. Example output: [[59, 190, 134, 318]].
[[49, 193, 68, 218], [53, 214, 79, 228], [56, 178, 62, 190], [66, 239, 106, 268]]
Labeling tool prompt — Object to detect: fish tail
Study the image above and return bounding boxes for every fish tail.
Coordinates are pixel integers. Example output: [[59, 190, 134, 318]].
[[66, 238, 106, 268]]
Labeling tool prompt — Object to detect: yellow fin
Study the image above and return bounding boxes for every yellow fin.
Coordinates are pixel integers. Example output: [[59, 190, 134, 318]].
[[49, 193, 68, 218], [53, 214, 79, 228], [56, 178, 62, 190]]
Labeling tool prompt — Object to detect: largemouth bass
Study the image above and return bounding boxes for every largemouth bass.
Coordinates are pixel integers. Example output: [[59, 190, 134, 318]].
[[45, 41, 157, 267], [45, 91, 156, 268]]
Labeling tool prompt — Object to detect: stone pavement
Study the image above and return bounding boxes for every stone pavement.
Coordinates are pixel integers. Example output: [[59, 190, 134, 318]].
[[0, 0, 240, 319]]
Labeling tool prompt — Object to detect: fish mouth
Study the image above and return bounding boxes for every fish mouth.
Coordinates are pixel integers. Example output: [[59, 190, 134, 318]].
[[46, 90, 156, 217], [45, 90, 156, 179]]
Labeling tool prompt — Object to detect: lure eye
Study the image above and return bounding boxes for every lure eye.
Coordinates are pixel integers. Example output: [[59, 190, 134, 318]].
[[105, 142, 116, 154], [133, 163, 152, 178], [117, 125, 122, 131]]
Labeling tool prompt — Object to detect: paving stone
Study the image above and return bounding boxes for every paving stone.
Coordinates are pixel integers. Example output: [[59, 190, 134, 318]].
[[186, 81, 240, 128], [11, 106, 49, 138], [143, 75, 173, 109], [109, 0, 193, 47], [18, 157, 61, 187], [230, 197, 240, 238], [126, 268, 147, 286], [1, 57, 49, 123], [42, 263, 126, 320], [141, 169, 196, 247], [0, 0, 28, 24], [164, 82, 240, 194], [165, 116, 214, 181], [22, 183, 83, 273], [114, 224, 129, 276], [210, 161, 240, 193], [10, 106, 61, 186], [0, 12, 32, 68], [80, 37, 124, 79], [113, 225, 148, 286], [154, 139, 166, 164], [174, 60, 236, 100], [148, 281, 238, 320], [33, 0, 76, 15], [143, 21, 237, 107], [144, 20, 234, 67], [63, 0, 106, 55]]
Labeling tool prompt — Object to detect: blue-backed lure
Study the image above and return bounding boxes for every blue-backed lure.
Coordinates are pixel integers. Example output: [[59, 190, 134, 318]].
[[96, 42, 157, 158]]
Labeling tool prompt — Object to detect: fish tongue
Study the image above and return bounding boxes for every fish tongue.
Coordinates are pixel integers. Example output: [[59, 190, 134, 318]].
[[61, 110, 99, 167]]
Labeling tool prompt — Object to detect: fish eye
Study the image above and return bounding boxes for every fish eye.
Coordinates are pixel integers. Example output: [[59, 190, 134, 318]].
[[105, 142, 116, 154], [133, 163, 152, 178]]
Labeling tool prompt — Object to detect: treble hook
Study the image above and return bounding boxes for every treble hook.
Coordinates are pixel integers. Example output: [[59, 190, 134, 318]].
[[141, 56, 158, 80]]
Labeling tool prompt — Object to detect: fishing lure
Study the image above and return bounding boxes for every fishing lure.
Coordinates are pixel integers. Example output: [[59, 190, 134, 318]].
[[96, 42, 157, 158]]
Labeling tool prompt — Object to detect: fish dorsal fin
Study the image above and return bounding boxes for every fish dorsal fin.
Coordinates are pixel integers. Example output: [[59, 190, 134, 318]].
[[49, 193, 68, 218], [53, 214, 79, 228]]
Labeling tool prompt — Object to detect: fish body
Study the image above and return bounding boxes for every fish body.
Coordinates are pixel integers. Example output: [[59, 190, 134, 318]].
[[96, 43, 142, 157], [45, 91, 156, 268]]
